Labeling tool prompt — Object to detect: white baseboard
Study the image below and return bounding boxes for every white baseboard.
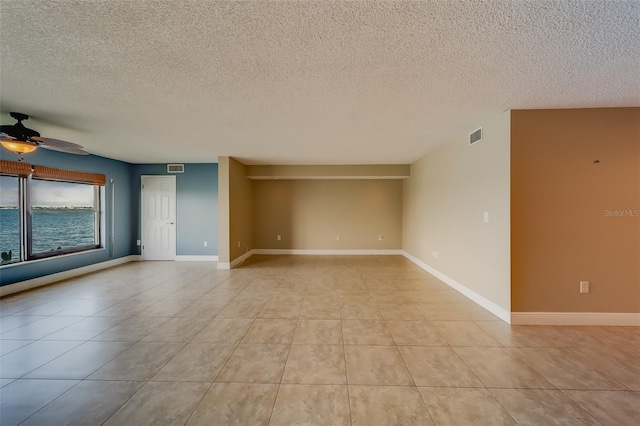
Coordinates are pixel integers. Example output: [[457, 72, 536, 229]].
[[402, 251, 511, 324], [175, 255, 219, 262], [217, 250, 255, 270], [511, 312, 640, 326], [0, 255, 139, 297], [253, 249, 402, 255]]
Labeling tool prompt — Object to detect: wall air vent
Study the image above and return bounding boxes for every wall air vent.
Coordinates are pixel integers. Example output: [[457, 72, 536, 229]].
[[469, 127, 482, 145], [167, 164, 184, 173]]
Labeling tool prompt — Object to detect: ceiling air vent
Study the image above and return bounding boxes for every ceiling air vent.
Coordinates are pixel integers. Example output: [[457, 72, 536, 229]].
[[167, 164, 184, 173], [469, 127, 482, 145]]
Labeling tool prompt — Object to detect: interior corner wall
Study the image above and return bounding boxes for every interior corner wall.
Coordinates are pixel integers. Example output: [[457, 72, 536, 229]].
[[131, 163, 218, 256], [511, 108, 640, 313], [402, 110, 511, 314], [228, 157, 254, 261], [218, 157, 231, 264], [253, 179, 402, 250]]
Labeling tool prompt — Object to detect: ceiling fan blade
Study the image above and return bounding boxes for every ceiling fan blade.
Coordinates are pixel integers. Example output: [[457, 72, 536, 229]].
[[31, 137, 89, 155], [1, 131, 17, 140]]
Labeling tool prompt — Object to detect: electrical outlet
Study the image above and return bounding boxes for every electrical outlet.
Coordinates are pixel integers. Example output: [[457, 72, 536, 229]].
[[484, 212, 490, 223], [580, 281, 589, 294], [203, 241, 207, 247], [378, 235, 384, 241], [432, 250, 438, 259], [136, 240, 141, 246], [237, 241, 241, 248], [336, 235, 340, 241], [277, 235, 281, 241]]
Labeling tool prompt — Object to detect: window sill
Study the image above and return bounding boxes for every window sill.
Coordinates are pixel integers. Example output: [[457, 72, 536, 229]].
[[0, 247, 106, 269]]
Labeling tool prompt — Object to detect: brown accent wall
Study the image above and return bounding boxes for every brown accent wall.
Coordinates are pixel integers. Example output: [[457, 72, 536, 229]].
[[254, 179, 402, 250], [229, 157, 254, 261], [511, 108, 640, 313]]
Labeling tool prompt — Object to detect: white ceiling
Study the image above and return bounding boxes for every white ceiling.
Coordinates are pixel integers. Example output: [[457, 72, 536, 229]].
[[1, 1, 638, 165]]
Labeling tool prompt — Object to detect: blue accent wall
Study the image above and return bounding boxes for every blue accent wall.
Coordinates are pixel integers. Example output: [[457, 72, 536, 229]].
[[0, 149, 134, 285], [130, 163, 218, 256]]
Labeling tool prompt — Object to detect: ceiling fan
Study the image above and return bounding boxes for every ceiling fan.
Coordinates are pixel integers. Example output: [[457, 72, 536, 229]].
[[0, 112, 89, 161]]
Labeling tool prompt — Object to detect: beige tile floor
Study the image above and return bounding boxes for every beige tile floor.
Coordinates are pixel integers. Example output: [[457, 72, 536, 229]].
[[1, 255, 639, 425]]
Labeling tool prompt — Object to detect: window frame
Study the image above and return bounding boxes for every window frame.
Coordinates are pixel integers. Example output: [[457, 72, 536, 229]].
[[0, 161, 106, 266]]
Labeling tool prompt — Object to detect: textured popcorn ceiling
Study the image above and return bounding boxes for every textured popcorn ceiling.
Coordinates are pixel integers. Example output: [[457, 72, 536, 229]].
[[1, 1, 638, 164]]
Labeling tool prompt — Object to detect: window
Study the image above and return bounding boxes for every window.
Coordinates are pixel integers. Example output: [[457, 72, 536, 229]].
[[0, 175, 20, 263], [0, 160, 105, 265], [30, 179, 101, 257]]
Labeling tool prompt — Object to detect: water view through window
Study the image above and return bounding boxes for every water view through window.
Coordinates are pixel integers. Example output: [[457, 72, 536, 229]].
[[30, 179, 97, 253]]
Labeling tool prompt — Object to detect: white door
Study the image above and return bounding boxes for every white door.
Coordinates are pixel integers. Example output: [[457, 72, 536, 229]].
[[141, 175, 176, 260]]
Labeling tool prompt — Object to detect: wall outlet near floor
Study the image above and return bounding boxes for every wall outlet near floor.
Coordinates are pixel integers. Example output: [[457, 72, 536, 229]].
[[484, 212, 490, 223], [136, 240, 141, 246], [336, 235, 340, 241], [378, 235, 384, 241], [432, 250, 438, 259], [237, 241, 241, 248], [580, 281, 590, 293], [277, 235, 281, 241], [203, 241, 207, 247]]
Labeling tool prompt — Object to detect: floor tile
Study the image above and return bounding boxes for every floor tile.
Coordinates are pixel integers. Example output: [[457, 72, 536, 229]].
[[299, 302, 341, 319], [192, 318, 253, 343], [89, 341, 184, 380], [141, 317, 210, 342], [217, 299, 266, 319], [42, 316, 126, 340], [54, 299, 121, 316], [0, 379, 79, 426], [475, 321, 572, 348], [20, 380, 145, 426], [511, 347, 626, 390], [0, 316, 84, 340], [340, 303, 382, 319], [399, 346, 483, 387], [293, 320, 342, 344], [259, 302, 302, 319], [0, 339, 33, 356], [216, 343, 289, 383], [174, 299, 227, 318], [350, 385, 433, 425], [491, 388, 599, 426], [563, 390, 640, 425], [282, 344, 346, 384], [153, 342, 235, 381], [186, 383, 278, 426], [454, 347, 554, 389], [378, 304, 425, 320], [345, 345, 414, 385], [0, 340, 82, 378], [104, 381, 210, 426], [242, 319, 297, 344], [419, 387, 516, 425], [0, 316, 46, 333], [270, 384, 350, 426], [385, 320, 447, 346], [342, 320, 395, 345], [91, 316, 170, 341], [431, 321, 502, 347], [25, 341, 132, 379]]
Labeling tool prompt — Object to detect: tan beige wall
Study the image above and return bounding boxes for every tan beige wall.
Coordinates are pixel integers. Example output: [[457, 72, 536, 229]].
[[511, 108, 640, 313], [254, 179, 402, 250], [228, 157, 254, 261], [246, 164, 410, 179], [217, 157, 231, 263], [403, 111, 511, 312]]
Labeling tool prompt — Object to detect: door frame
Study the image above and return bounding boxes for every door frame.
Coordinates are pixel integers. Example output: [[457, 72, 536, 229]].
[[141, 175, 177, 261]]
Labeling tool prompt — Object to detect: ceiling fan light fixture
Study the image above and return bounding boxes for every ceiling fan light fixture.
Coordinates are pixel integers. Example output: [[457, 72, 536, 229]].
[[1, 140, 38, 154]]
